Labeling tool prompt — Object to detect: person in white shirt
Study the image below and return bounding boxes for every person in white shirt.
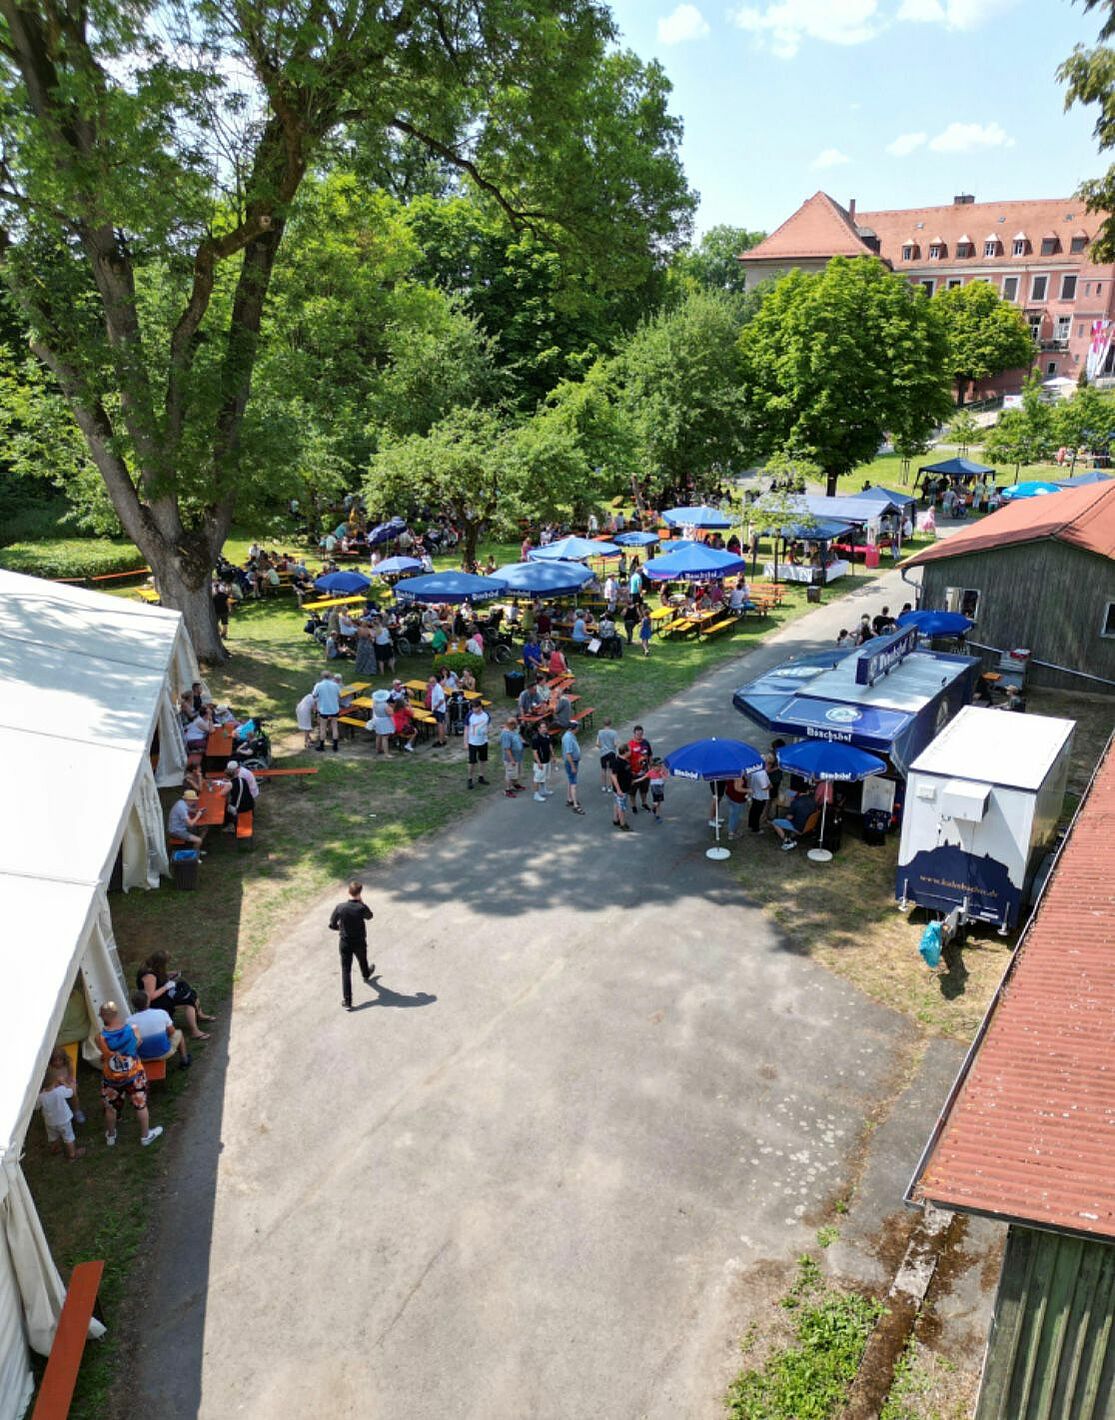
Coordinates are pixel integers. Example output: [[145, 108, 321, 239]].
[[226, 760, 258, 800], [427, 675, 448, 747], [604, 575, 618, 606], [729, 583, 747, 612], [295, 690, 316, 748], [127, 991, 191, 1067], [465, 704, 491, 790], [36, 1067, 84, 1159]]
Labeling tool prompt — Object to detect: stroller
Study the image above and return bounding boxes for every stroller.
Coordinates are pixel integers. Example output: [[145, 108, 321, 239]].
[[233, 716, 273, 771]]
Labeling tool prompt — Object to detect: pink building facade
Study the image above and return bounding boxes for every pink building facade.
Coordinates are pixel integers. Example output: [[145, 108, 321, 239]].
[[741, 192, 1115, 399]]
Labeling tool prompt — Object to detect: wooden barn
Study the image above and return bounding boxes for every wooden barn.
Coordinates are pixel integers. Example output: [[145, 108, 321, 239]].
[[902, 481, 1115, 693]]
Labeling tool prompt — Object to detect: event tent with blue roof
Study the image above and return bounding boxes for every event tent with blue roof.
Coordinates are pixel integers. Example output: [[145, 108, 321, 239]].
[[917, 456, 995, 480], [851, 486, 917, 517]]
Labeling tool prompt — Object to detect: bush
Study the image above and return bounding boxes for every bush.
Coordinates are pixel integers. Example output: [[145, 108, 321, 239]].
[[0, 538, 148, 579], [432, 650, 485, 684]]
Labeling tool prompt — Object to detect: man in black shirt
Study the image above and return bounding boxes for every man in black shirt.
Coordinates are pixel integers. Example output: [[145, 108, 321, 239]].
[[611, 744, 634, 831], [328, 880, 375, 1010], [531, 720, 553, 802]]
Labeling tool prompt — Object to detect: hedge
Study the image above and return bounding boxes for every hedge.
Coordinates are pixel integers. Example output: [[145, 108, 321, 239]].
[[0, 538, 148, 580], [432, 651, 485, 684]]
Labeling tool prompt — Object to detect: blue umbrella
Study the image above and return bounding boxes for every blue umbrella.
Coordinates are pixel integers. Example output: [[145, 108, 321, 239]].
[[897, 609, 973, 637], [393, 571, 507, 604], [663, 737, 764, 781], [371, 556, 423, 577], [367, 516, 407, 546], [776, 741, 887, 782], [643, 543, 746, 582], [663, 737, 764, 855], [776, 740, 886, 863], [528, 535, 622, 561], [613, 530, 660, 547], [492, 560, 594, 598], [314, 570, 371, 594], [1000, 481, 1063, 500], [662, 505, 731, 529]]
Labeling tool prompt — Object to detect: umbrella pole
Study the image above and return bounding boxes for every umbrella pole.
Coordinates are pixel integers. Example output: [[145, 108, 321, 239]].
[[707, 780, 731, 861], [808, 789, 833, 864]]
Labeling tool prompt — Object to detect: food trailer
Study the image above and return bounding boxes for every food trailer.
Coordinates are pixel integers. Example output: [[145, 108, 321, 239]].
[[895, 706, 1075, 931]]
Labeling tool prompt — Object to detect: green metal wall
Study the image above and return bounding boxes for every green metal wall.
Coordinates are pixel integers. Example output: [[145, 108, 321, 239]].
[[977, 1226, 1115, 1420]]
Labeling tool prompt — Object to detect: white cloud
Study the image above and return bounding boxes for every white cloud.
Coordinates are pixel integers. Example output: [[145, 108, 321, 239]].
[[657, 4, 711, 43], [897, 0, 1018, 30], [730, 0, 881, 59], [886, 131, 927, 157], [927, 120, 1015, 153], [812, 147, 852, 169]]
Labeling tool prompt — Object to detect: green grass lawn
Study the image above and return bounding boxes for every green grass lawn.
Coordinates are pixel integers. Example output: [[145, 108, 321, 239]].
[[824, 449, 1075, 497]]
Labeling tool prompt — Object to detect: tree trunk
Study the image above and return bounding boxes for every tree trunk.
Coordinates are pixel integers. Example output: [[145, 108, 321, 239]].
[[825, 470, 839, 497], [147, 541, 226, 664], [461, 520, 480, 569]]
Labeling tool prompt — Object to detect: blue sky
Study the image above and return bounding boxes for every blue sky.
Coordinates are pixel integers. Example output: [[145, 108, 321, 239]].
[[607, 0, 1107, 236]]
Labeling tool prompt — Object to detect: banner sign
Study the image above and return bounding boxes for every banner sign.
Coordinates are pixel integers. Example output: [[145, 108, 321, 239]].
[[855, 625, 919, 686]]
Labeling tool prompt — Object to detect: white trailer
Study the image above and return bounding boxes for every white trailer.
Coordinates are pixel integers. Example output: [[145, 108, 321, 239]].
[[896, 706, 1075, 931]]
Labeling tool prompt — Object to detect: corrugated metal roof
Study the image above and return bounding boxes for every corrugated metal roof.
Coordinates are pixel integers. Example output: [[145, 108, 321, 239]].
[[911, 733, 1115, 1240], [902, 481, 1115, 567]]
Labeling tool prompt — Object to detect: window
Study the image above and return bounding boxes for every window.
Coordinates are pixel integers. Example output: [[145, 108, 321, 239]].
[[956, 241, 973, 259], [1028, 315, 1042, 341], [1041, 236, 1058, 256], [1056, 315, 1071, 341], [1031, 274, 1048, 301], [945, 588, 981, 621], [920, 278, 936, 296], [1012, 238, 1026, 256], [902, 244, 915, 261], [929, 243, 944, 260], [1002, 276, 1019, 301], [1046, 360, 1058, 375], [947, 277, 963, 290], [984, 238, 999, 257], [1071, 234, 1088, 254], [1061, 274, 1078, 300], [1080, 324, 1086, 338], [1103, 602, 1115, 638]]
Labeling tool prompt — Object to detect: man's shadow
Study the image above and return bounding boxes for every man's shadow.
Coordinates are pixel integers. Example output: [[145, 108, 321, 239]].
[[351, 976, 438, 1010]]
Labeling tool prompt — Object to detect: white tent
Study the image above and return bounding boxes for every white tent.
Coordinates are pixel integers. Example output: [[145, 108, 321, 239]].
[[0, 570, 198, 1417]]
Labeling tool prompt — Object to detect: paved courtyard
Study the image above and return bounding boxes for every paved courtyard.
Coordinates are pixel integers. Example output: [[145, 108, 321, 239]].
[[132, 567, 979, 1419]]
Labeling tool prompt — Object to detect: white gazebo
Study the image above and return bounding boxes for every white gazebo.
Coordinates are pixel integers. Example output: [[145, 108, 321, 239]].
[[0, 569, 199, 1417]]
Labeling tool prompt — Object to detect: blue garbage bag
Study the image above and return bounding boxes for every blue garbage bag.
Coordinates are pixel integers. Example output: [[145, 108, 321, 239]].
[[919, 920, 943, 970]]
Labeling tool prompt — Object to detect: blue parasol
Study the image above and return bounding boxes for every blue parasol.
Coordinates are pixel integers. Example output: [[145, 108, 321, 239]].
[[492, 560, 594, 598], [999, 481, 1063, 501], [528, 536, 622, 561], [662, 505, 732, 529], [643, 543, 746, 582], [897, 609, 973, 637], [612, 530, 661, 547], [663, 736, 764, 858], [393, 571, 507, 604], [371, 556, 423, 577], [367, 516, 407, 546], [776, 740, 886, 863], [314, 570, 371, 594]]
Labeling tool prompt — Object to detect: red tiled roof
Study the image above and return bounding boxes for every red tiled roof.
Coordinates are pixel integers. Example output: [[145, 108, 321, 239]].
[[740, 191, 874, 262], [857, 197, 1103, 267], [911, 735, 1115, 1239], [902, 480, 1115, 568]]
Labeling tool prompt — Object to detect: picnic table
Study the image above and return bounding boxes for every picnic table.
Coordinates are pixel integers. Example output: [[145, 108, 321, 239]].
[[301, 594, 369, 613], [196, 779, 228, 827], [206, 724, 236, 761]]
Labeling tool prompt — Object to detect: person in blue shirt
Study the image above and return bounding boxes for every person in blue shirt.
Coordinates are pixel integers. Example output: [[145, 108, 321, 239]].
[[522, 634, 544, 678], [312, 673, 342, 752], [571, 612, 589, 646], [561, 727, 584, 813]]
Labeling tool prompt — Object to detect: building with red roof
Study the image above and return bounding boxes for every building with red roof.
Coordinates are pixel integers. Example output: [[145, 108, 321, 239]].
[[901, 480, 1115, 692], [741, 192, 1115, 396]]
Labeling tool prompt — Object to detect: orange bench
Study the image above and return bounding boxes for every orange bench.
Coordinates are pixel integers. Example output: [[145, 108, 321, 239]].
[[236, 809, 254, 851], [31, 1260, 104, 1420]]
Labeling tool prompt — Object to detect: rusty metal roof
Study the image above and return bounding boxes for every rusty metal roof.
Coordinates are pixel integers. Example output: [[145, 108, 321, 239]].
[[910, 733, 1115, 1240]]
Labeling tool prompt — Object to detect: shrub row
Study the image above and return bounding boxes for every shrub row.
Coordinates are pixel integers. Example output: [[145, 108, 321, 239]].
[[0, 538, 148, 580]]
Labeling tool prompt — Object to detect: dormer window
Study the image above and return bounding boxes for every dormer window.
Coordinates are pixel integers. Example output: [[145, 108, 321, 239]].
[[1012, 232, 1028, 257], [902, 242, 918, 261], [956, 236, 973, 259], [1071, 230, 1089, 254], [984, 236, 1000, 258], [928, 240, 945, 260], [1041, 232, 1059, 256]]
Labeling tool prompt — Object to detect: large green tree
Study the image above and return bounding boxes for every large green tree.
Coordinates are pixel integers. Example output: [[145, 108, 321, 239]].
[[932, 281, 1035, 405], [738, 256, 951, 497], [1054, 383, 1115, 466], [1059, 0, 1115, 260], [0, 0, 693, 660], [984, 375, 1057, 479], [672, 223, 766, 295], [616, 287, 752, 501]]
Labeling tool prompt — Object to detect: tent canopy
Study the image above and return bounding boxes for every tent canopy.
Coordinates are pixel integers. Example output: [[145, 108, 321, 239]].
[[1057, 470, 1111, 488], [918, 456, 994, 478], [662, 505, 731, 529], [851, 486, 917, 516], [393, 571, 507, 603], [772, 517, 856, 542], [643, 544, 746, 582], [527, 536, 621, 561]]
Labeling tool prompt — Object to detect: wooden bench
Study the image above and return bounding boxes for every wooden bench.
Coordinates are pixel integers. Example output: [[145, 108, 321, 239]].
[[141, 1055, 168, 1083], [339, 714, 371, 739], [31, 1260, 104, 1420], [236, 808, 254, 851], [252, 767, 319, 778], [136, 587, 161, 604], [698, 615, 741, 641]]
